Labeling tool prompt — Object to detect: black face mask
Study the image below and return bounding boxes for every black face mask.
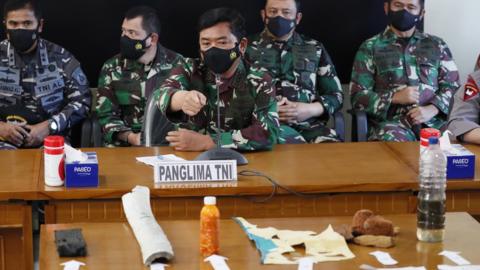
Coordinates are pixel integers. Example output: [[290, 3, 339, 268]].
[[202, 44, 241, 74], [265, 16, 296, 38], [120, 35, 150, 60], [388, 9, 421, 32], [7, 29, 38, 53]]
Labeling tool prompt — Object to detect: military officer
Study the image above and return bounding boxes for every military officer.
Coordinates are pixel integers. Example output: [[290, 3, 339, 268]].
[[155, 7, 279, 151], [350, 0, 460, 141], [0, 0, 91, 149], [246, 0, 343, 143], [96, 6, 184, 146]]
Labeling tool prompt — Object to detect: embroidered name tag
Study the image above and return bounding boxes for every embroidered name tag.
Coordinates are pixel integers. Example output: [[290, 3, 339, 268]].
[[34, 78, 65, 97], [0, 82, 23, 95]]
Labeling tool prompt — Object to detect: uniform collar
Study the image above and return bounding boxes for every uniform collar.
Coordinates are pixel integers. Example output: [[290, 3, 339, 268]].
[[147, 44, 174, 79], [208, 59, 247, 94], [122, 43, 167, 72], [382, 26, 426, 43], [121, 57, 144, 71], [153, 44, 168, 66], [259, 29, 303, 48], [7, 38, 46, 68]]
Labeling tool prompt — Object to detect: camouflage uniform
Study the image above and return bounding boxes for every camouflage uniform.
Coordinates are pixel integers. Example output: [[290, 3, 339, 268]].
[[0, 38, 91, 149], [350, 27, 460, 142], [155, 58, 279, 151], [96, 44, 183, 146], [246, 31, 343, 143]]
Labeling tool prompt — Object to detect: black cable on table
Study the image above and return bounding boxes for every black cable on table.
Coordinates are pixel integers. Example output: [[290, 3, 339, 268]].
[[238, 170, 319, 203]]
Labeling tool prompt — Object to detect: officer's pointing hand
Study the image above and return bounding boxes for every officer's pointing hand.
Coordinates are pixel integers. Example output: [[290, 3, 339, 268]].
[[182, 90, 207, 116]]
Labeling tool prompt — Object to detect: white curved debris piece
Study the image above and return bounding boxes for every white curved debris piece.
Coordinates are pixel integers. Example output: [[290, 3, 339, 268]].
[[122, 186, 174, 265]]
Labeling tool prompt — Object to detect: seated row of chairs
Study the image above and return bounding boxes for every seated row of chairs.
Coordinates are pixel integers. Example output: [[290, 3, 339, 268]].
[[79, 88, 176, 148], [81, 86, 440, 147], [79, 88, 347, 147]]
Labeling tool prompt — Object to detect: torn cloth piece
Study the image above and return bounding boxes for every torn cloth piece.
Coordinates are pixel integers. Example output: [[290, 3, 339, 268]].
[[233, 217, 355, 265], [304, 225, 355, 262], [234, 217, 278, 262]]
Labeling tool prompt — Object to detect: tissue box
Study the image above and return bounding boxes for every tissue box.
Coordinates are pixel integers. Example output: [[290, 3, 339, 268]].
[[445, 145, 475, 179], [65, 152, 99, 188]]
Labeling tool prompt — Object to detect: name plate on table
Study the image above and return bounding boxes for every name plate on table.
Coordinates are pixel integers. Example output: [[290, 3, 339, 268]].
[[153, 160, 237, 183]]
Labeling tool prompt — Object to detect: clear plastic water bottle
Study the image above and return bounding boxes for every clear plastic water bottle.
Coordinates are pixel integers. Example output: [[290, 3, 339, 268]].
[[417, 137, 446, 242]]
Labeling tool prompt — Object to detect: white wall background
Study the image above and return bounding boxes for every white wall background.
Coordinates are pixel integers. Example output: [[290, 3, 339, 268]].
[[425, 0, 480, 85]]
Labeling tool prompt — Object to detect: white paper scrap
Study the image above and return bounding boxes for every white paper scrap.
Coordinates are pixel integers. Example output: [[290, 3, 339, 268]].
[[298, 257, 315, 270], [360, 265, 426, 270], [204, 254, 230, 270], [370, 251, 398, 266], [439, 251, 471, 266], [150, 263, 168, 270], [438, 265, 480, 270], [136, 155, 185, 166], [61, 260, 85, 270]]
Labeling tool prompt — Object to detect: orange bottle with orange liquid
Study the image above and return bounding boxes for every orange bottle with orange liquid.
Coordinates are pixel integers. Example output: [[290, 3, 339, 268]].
[[200, 196, 220, 257]]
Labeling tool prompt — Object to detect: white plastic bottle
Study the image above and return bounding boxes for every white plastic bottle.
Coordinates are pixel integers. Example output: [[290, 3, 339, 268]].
[[44, 136, 65, 187], [417, 137, 446, 242]]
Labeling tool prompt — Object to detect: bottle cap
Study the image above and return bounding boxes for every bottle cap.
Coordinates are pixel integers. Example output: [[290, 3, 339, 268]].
[[204, 196, 216, 205], [421, 128, 441, 139], [428, 137, 439, 145], [421, 128, 440, 147], [44, 136, 64, 148]]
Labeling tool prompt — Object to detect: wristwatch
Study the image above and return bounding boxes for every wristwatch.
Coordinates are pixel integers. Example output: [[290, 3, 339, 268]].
[[48, 119, 59, 135]]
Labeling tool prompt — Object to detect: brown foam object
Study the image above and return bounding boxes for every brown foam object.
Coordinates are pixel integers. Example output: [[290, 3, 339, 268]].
[[351, 209, 374, 235], [352, 209, 395, 236], [363, 215, 394, 236]]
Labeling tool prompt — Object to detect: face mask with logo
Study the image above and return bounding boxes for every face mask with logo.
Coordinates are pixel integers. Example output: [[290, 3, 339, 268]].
[[202, 44, 241, 74], [388, 9, 421, 32], [120, 35, 151, 60], [265, 16, 296, 38], [7, 29, 38, 53]]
